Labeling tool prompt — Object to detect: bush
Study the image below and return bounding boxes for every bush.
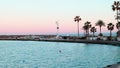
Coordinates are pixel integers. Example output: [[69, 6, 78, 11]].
[[99, 33, 103, 36], [62, 36, 67, 39], [80, 37, 87, 40], [97, 37, 101, 40], [107, 36, 112, 41]]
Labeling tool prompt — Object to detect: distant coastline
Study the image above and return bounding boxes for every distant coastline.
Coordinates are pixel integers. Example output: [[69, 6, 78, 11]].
[[0, 35, 120, 46]]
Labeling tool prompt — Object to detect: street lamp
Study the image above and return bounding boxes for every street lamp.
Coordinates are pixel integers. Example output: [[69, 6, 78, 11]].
[[56, 21, 59, 36], [112, 1, 120, 22]]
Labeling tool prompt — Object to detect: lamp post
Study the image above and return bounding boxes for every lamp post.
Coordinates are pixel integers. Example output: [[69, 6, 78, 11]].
[[112, 1, 120, 22], [56, 21, 59, 36], [74, 16, 81, 37]]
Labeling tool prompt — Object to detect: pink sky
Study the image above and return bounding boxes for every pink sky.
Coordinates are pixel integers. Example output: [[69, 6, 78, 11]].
[[0, 0, 118, 35]]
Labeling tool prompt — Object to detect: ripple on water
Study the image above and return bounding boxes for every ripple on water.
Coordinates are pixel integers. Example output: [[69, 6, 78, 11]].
[[0, 41, 119, 68]]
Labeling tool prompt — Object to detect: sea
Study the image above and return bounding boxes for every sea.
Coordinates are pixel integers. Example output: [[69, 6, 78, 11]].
[[0, 40, 119, 68]]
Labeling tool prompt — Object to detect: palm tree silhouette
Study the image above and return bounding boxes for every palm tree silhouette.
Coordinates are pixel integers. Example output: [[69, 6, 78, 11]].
[[82, 21, 91, 37], [90, 27, 97, 40], [116, 22, 120, 31], [107, 23, 114, 38], [82, 25, 89, 37], [74, 16, 81, 37], [84, 21, 92, 37], [112, 1, 120, 22], [95, 20, 105, 36]]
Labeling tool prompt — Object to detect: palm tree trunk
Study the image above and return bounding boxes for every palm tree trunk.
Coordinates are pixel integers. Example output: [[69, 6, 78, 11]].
[[86, 30, 87, 37], [117, 10, 119, 31], [77, 22, 79, 37], [110, 30, 112, 40], [92, 32, 94, 40], [119, 27, 120, 31], [110, 30, 112, 37], [88, 29, 89, 37], [84, 30, 85, 37], [100, 26, 101, 34], [87, 30, 89, 37], [117, 10, 119, 23]]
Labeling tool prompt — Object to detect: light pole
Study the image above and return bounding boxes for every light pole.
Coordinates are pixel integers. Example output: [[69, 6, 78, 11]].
[[56, 21, 59, 36], [74, 16, 81, 37], [112, 1, 120, 22]]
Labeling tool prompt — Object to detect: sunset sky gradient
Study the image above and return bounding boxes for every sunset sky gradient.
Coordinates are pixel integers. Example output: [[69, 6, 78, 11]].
[[0, 0, 117, 35]]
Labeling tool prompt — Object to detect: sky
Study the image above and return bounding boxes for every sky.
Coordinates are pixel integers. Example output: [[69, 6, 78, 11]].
[[0, 0, 118, 35]]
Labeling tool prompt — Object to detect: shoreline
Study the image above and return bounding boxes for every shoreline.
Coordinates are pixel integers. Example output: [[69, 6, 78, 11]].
[[104, 62, 120, 68], [0, 39, 120, 46], [0, 35, 119, 46], [41, 39, 120, 45]]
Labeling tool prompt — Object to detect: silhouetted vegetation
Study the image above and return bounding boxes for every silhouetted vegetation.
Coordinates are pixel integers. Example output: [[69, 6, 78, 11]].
[[90, 27, 97, 40], [74, 16, 81, 37], [82, 21, 91, 37], [112, 1, 120, 22], [107, 23, 114, 38], [116, 22, 120, 31], [95, 20, 105, 36]]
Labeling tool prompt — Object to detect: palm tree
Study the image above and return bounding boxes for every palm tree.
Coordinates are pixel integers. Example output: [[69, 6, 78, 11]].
[[82, 21, 91, 37], [84, 21, 92, 36], [116, 22, 120, 31], [112, 1, 120, 22], [82, 25, 89, 37], [74, 16, 81, 37], [95, 20, 105, 36], [107, 23, 114, 37], [90, 27, 97, 40]]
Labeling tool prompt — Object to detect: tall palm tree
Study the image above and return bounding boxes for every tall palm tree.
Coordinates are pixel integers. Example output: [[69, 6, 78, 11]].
[[90, 27, 97, 39], [107, 23, 114, 37], [95, 20, 105, 36], [84, 21, 92, 36], [74, 16, 81, 37], [112, 1, 120, 22], [116, 22, 120, 31]]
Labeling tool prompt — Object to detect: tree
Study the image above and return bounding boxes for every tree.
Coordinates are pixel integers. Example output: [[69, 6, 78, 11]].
[[84, 21, 92, 37], [107, 23, 114, 38], [82, 25, 89, 37], [83, 21, 92, 37], [116, 22, 120, 31], [112, 1, 120, 22], [90, 27, 97, 40], [74, 16, 81, 37], [95, 20, 105, 36]]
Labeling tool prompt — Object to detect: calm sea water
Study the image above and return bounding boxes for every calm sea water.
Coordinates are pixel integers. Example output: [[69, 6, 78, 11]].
[[0, 41, 120, 68]]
